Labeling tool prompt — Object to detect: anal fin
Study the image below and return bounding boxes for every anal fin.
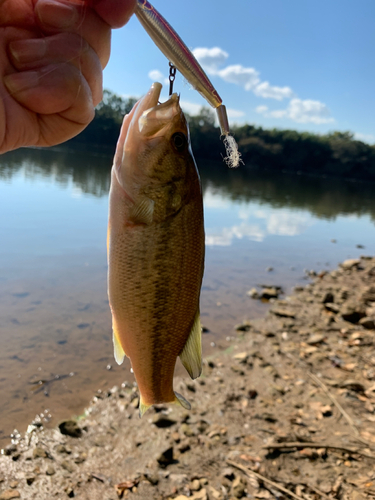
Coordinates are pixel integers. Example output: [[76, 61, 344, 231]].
[[179, 311, 202, 379], [139, 398, 152, 418], [112, 317, 126, 365]]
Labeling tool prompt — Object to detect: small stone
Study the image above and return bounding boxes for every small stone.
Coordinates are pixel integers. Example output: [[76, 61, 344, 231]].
[[260, 287, 280, 299], [233, 352, 249, 363], [180, 423, 195, 437], [8, 483, 18, 490], [156, 446, 174, 467], [58, 420, 82, 438], [247, 288, 259, 299], [130, 397, 139, 408], [361, 286, 375, 303], [270, 308, 295, 318], [190, 479, 201, 491], [340, 258, 360, 270], [222, 468, 235, 481], [3, 444, 17, 456], [169, 473, 188, 486], [191, 488, 207, 500], [359, 317, 375, 330], [231, 477, 246, 498], [145, 472, 159, 486], [55, 444, 70, 454], [46, 465, 55, 476], [324, 302, 340, 313], [230, 365, 245, 375], [73, 452, 87, 464], [61, 460, 75, 473], [340, 379, 365, 392], [171, 431, 180, 442], [306, 333, 325, 345], [0, 491, 20, 500], [235, 322, 251, 332], [33, 447, 47, 459], [178, 439, 191, 454], [341, 302, 366, 323]]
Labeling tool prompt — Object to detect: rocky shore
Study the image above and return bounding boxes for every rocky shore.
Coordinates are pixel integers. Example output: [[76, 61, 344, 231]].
[[1, 256, 375, 500]]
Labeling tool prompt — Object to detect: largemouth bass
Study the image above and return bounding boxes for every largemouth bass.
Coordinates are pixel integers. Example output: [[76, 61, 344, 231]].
[[107, 82, 205, 416]]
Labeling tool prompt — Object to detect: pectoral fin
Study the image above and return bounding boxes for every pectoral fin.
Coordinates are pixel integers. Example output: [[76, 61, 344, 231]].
[[179, 311, 202, 379], [129, 196, 154, 225]]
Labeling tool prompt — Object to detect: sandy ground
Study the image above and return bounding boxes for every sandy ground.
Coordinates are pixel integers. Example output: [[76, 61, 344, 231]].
[[1, 256, 375, 500]]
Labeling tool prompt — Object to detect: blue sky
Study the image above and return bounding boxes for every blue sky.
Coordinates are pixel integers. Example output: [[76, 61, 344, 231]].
[[103, 0, 375, 143]]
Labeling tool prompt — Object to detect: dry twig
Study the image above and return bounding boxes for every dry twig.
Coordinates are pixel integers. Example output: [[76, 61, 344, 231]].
[[263, 441, 375, 460], [308, 371, 371, 447], [226, 459, 304, 500]]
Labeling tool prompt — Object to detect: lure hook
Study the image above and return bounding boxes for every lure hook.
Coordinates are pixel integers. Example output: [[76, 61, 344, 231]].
[[168, 62, 177, 96]]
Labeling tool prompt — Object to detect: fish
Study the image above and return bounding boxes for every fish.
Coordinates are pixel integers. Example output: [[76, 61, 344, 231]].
[[107, 82, 205, 416]]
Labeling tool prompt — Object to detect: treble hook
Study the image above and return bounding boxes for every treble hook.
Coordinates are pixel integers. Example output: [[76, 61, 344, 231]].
[[168, 62, 177, 96]]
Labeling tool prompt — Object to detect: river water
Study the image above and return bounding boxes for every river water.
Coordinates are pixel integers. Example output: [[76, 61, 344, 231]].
[[0, 146, 374, 446]]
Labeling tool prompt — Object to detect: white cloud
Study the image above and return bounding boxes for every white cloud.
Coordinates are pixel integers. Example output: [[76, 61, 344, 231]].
[[256, 105, 269, 115], [226, 108, 246, 119], [254, 81, 294, 100], [217, 64, 260, 91], [148, 69, 169, 85], [192, 47, 229, 74], [149, 46, 334, 125], [354, 132, 375, 144], [256, 99, 334, 124], [180, 100, 245, 123], [287, 99, 334, 124], [180, 100, 202, 116]]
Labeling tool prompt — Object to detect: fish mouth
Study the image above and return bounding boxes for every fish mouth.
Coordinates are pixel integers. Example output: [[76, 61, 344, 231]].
[[138, 83, 183, 137]]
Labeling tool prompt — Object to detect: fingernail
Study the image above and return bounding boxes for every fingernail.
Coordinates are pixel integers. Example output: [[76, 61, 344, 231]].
[[9, 39, 47, 63], [37, 1, 78, 29], [4, 72, 40, 93]]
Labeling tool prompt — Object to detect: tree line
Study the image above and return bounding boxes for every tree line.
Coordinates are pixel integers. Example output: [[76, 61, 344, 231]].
[[67, 90, 375, 181]]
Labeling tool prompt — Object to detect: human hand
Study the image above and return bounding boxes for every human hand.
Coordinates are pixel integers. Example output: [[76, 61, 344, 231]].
[[0, 0, 137, 153]]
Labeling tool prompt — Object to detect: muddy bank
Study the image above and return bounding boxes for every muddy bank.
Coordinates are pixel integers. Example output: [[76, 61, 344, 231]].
[[1, 256, 375, 500]]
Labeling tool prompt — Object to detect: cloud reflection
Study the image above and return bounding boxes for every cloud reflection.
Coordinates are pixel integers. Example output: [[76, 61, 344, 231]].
[[205, 190, 314, 246]]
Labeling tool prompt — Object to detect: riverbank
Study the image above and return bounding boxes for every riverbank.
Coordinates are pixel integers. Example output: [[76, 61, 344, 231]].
[[1, 256, 375, 500]]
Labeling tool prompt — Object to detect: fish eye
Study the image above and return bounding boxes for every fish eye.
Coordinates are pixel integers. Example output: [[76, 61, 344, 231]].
[[172, 132, 187, 152]]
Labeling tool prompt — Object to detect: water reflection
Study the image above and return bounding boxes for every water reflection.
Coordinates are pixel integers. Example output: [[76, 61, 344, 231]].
[[1, 147, 375, 221], [0, 147, 111, 198]]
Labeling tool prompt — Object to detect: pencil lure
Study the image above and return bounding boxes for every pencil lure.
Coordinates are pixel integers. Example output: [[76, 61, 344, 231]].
[[135, 0, 241, 168]]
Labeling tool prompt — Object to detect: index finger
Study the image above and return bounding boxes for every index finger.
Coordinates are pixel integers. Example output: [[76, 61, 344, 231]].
[[92, 0, 137, 29]]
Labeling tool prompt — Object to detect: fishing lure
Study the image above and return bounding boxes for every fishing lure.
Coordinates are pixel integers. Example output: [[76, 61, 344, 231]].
[[135, 0, 241, 168]]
